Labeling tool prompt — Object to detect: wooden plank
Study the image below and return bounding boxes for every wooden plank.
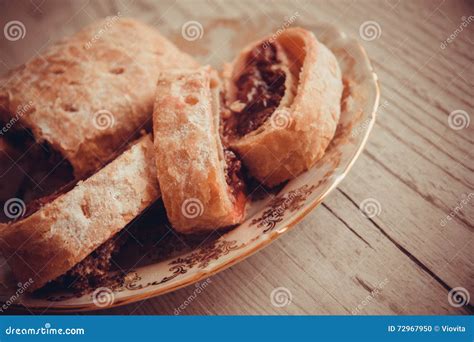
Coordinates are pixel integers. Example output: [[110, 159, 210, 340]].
[[367, 123, 473, 226], [338, 152, 473, 299], [375, 108, 473, 186], [317, 0, 474, 137], [372, 69, 474, 168]]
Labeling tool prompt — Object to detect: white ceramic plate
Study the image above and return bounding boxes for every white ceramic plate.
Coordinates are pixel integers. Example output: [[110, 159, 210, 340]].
[[0, 22, 379, 312]]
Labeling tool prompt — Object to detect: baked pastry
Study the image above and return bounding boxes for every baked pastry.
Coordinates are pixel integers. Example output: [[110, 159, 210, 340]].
[[153, 67, 246, 233], [0, 18, 198, 184], [222, 27, 343, 186], [0, 135, 160, 291], [0, 24, 342, 295]]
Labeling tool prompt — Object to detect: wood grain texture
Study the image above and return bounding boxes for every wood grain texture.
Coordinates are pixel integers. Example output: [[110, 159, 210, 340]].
[[0, 0, 472, 315]]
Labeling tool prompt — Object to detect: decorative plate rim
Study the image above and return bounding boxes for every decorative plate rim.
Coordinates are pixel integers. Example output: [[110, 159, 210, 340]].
[[6, 27, 380, 313]]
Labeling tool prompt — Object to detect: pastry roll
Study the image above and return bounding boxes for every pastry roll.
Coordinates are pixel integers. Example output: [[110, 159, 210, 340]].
[[0, 135, 160, 291], [0, 18, 198, 183], [153, 67, 246, 233], [222, 27, 343, 187]]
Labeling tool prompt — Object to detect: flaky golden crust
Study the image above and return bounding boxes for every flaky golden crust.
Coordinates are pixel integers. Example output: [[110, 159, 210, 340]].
[[225, 27, 342, 186], [153, 67, 246, 233], [0, 18, 198, 178], [0, 135, 160, 291]]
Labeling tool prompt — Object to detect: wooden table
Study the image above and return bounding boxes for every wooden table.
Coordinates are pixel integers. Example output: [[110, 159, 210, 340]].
[[0, 0, 472, 315]]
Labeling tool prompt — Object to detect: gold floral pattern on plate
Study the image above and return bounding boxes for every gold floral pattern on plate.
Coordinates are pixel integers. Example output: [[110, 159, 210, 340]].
[[132, 239, 247, 289], [251, 184, 318, 233]]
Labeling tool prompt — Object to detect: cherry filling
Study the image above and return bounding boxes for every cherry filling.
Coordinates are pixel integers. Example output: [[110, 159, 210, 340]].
[[0, 126, 74, 223], [45, 200, 165, 294], [224, 149, 245, 198], [226, 42, 287, 137], [48, 233, 127, 293]]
